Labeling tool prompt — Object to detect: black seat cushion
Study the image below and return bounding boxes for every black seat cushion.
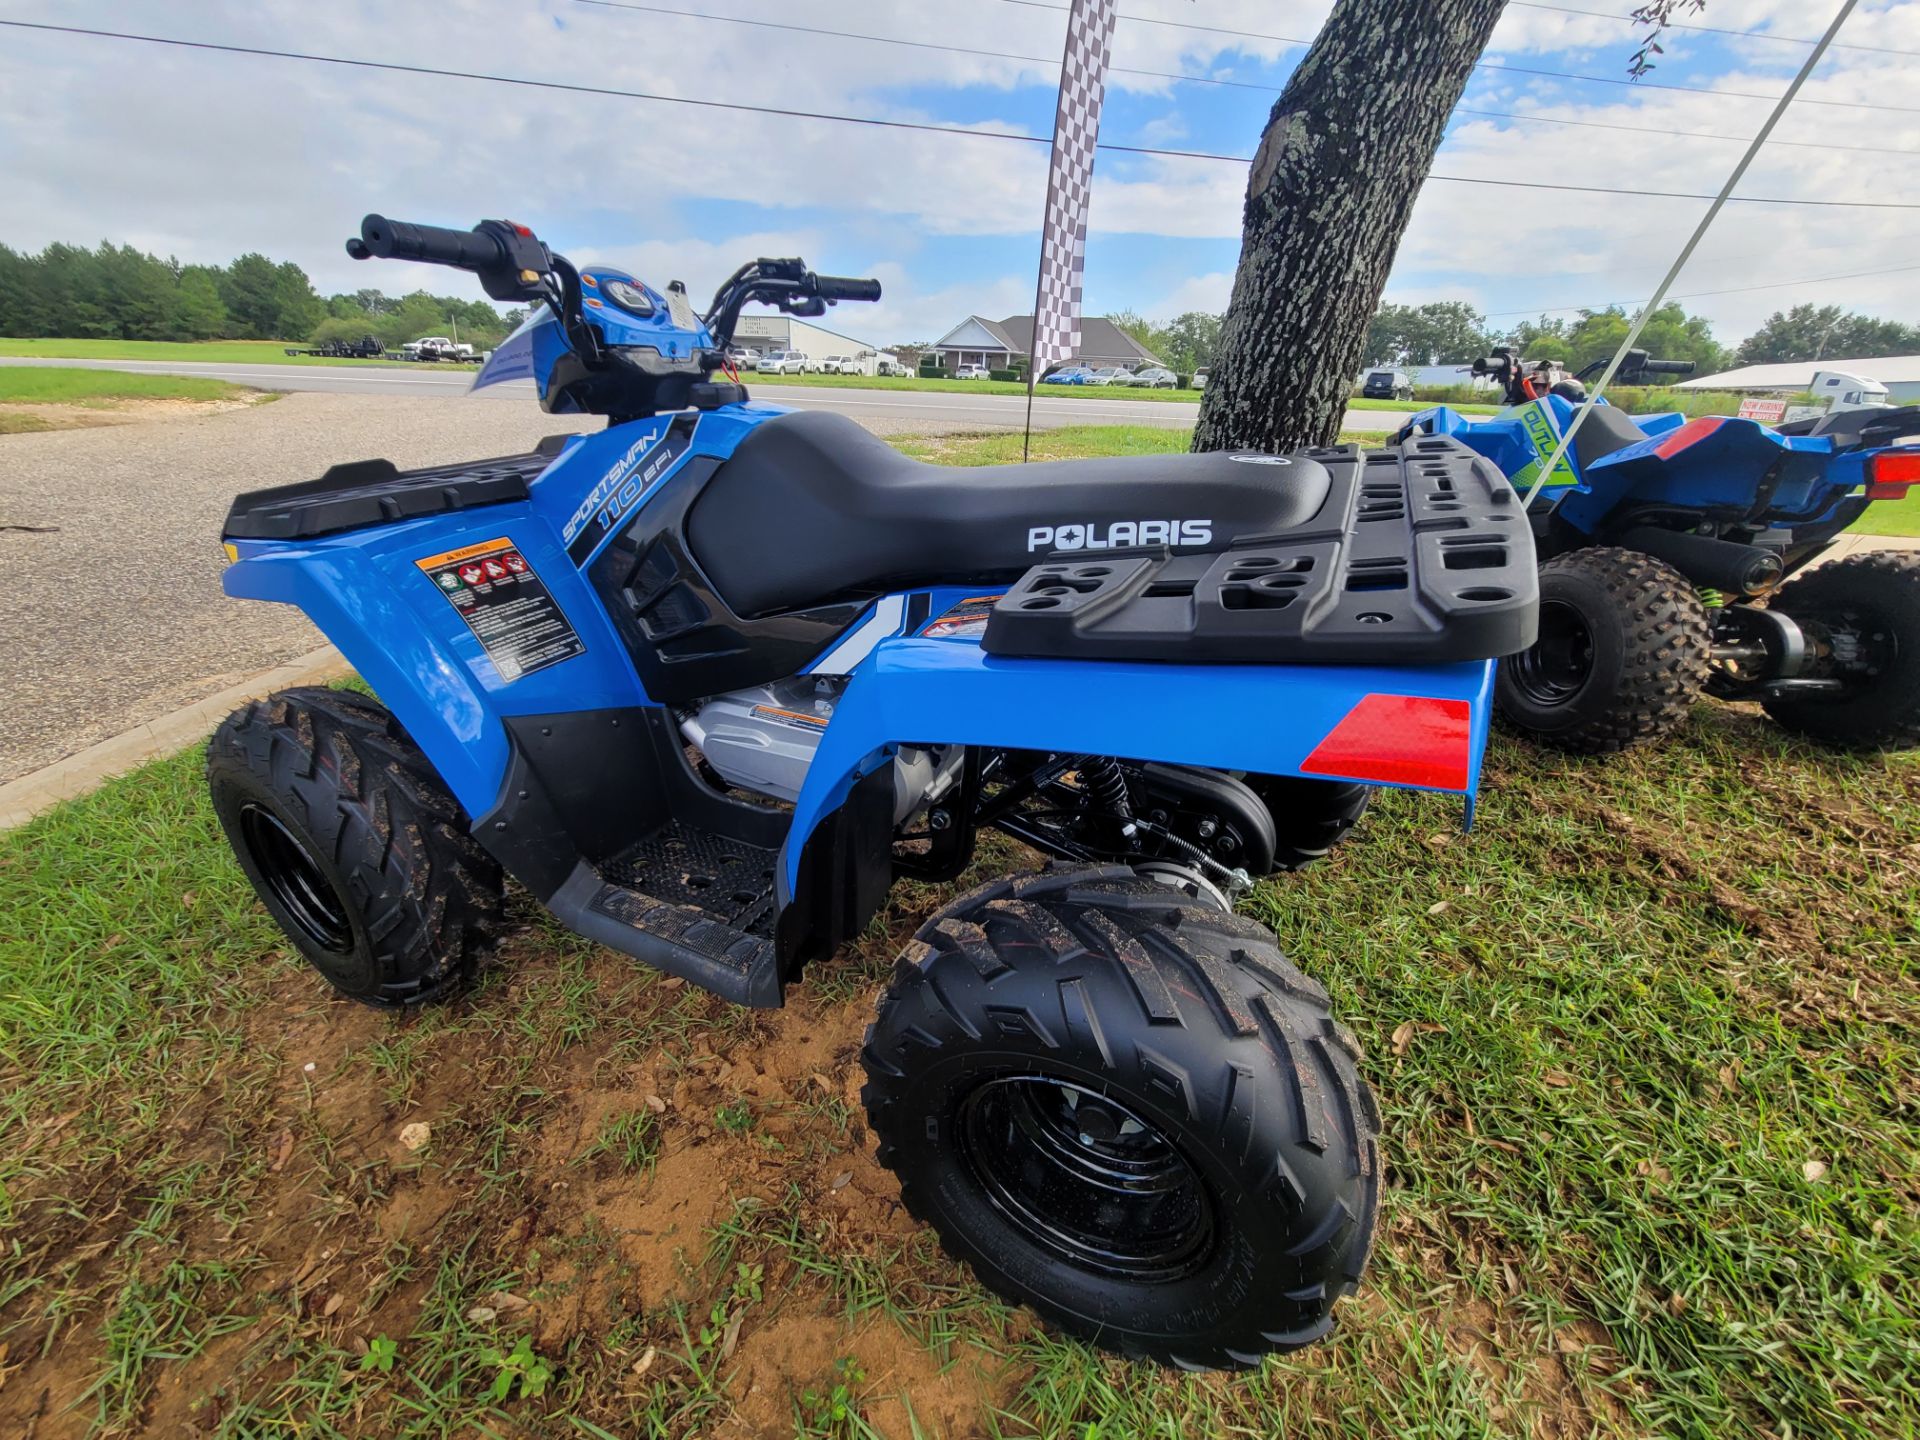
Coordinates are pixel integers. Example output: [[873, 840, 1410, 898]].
[[1570, 404, 1651, 470], [685, 410, 1336, 616]]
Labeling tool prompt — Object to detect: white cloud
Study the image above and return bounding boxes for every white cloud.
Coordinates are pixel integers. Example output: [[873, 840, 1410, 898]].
[[3, 0, 1919, 352]]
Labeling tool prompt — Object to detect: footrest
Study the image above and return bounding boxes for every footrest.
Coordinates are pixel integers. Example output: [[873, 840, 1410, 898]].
[[543, 821, 784, 1007], [981, 437, 1537, 665]]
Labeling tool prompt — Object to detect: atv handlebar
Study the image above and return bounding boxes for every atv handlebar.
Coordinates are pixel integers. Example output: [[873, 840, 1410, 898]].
[[347, 215, 554, 302], [815, 275, 883, 303], [1638, 357, 1696, 376]]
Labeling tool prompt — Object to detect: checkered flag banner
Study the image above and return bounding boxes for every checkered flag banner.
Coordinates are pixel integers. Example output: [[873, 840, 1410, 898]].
[[1031, 0, 1119, 369]]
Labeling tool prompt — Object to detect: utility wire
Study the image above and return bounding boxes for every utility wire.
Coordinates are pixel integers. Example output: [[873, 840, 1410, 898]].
[[1508, 0, 1916, 55], [569, 0, 1920, 156], [9, 20, 1920, 209], [1453, 106, 1920, 159], [976, 0, 1920, 113], [568, 0, 1279, 93], [1483, 259, 1920, 319]]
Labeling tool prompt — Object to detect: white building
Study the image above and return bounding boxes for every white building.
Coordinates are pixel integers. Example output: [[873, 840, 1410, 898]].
[[1679, 355, 1920, 404], [732, 315, 877, 362]]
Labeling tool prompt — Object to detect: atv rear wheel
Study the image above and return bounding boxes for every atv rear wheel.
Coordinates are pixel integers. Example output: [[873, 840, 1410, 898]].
[[1496, 546, 1711, 754], [1763, 552, 1920, 750], [207, 687, 504, 1007], [861, 866, 1379, 1369], [1242, 775, 1372, 870]]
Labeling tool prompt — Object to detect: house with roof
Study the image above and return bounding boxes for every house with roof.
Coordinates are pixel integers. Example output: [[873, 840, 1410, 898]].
[[929, 314, 1162, 373]]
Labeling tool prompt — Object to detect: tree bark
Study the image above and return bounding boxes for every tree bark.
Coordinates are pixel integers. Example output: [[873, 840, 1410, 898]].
[[1193, 0, 1509, 454]]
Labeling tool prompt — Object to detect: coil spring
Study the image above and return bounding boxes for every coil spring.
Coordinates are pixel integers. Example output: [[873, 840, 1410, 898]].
[[1081, 755, 1133, 820], [1697, 587, 1727, 609]]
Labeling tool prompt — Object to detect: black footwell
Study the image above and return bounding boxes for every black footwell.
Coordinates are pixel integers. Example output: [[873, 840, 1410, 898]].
[[599, 820, 778, 936]]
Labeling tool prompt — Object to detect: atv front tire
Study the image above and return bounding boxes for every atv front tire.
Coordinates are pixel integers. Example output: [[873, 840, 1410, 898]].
[[207, 687, 504, 1007], [861, 866, 1380, 1369], [1764, 552, 1920, 750], [1496, 546, 1711, 754]]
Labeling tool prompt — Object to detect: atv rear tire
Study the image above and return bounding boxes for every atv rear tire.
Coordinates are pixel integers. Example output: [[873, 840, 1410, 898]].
[[1496, 546, 1711, 754], [207, 687, 504, 1007], [1763, 552, 1920, 750], [861, 866, 1380, 1370], [1243, 775, 1372, 870]]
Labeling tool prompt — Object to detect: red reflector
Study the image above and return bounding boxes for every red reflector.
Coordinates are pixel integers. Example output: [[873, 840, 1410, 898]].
[[1301, 694, 1473, 791], [1653, 416, 1726, 460], [1867, 449, 1920, 500]]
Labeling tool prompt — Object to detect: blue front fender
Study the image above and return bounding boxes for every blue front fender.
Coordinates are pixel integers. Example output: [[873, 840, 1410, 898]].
[[782, 631, 1496, 891]]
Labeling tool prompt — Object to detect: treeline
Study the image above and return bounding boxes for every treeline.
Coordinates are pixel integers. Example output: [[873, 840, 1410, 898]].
[[1364, 299, 1920, 374], [0, 241, 513, 349]]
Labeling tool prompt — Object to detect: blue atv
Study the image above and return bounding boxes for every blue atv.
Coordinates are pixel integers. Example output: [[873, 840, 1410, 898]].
[[207, 215, 1539, 1368], [1402, 349, 1920, 754]]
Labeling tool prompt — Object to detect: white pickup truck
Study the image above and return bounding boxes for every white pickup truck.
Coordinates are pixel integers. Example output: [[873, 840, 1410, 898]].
[[402, 336, 476, 362]]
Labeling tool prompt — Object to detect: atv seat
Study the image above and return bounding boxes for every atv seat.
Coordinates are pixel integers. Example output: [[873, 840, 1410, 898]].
[[1569, 404, 1651, 470], [685, 410, 1337, 617]]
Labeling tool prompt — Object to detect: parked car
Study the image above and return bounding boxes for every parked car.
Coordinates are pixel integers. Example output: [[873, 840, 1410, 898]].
[[725, 345, 761, 366], [402, 336, 476, 361], [1127, 366, 1177, 389], [816, 354, 857, 374], [1362, 369, 1415, 401], [1082, 367, 1133, 386], [1193, 366, 1209, 390], [954, 364, 991, 380], [756, 349, 807, 374], [872, 352, 908, 377]]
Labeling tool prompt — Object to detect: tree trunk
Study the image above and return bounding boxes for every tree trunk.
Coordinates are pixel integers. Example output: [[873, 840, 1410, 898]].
[[1193, 0, 1509, 454]]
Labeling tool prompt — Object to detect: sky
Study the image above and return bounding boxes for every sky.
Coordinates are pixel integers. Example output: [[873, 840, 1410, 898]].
[[2, 0, 1919, 355]]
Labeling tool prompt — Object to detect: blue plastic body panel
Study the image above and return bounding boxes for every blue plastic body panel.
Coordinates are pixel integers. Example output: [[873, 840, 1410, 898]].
[[1406, 396, 1865, 536], [782, 590, 1495, 890]]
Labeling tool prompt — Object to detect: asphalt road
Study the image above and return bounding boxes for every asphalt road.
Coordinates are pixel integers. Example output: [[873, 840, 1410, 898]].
[[0, 393, 610, 783], [0, 356, 1414, 433]]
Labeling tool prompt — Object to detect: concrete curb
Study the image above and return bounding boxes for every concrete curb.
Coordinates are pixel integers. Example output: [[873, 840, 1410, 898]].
[[0, 645, 350, 832]]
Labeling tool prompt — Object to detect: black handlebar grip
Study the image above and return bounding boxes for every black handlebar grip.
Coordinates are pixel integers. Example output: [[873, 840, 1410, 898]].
[[1641, 358, 1696, 375], [815, 275, 882, 302], [355, 214, 507, 270]]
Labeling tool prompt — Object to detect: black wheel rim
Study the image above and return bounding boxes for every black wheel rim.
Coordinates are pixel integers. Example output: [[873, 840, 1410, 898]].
[[957, 1076, 1214, 1281], [239, 804, 353, 953], [1508, 598, 1595, 706]]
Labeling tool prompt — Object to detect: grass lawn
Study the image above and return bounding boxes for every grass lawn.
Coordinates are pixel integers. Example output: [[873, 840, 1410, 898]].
[[0, 430, 1915, 1438], [0, 337, 476, 370], [1852, 485, 1920, 538], [0, 366, 261, 434], [0, 367, 252, 405]]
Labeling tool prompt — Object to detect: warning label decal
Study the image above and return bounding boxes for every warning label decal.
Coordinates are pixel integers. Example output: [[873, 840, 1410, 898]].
[[919, 594, 1004, 641], [416, 537, 585, 683]]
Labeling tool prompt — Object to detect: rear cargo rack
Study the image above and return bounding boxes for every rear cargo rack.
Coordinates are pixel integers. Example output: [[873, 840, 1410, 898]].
[[222, 434, 573, 541], [981, 437, 1537, 665]]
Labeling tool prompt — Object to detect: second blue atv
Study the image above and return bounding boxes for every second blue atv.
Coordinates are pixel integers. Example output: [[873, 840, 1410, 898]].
[[205, 214, 1539, 1370], [1402, 349, 1920, 755]]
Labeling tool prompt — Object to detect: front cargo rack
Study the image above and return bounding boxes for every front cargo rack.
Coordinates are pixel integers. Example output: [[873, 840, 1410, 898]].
[[222, 434, 573, 541], [981, 436, 1538, 666]]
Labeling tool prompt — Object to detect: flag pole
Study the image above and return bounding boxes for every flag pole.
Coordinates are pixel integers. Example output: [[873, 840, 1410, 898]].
[[1022, 0, 1118, 463]]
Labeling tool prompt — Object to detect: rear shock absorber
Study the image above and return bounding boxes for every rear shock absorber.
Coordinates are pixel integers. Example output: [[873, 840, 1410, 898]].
[[1081, 755, 1133, 821]]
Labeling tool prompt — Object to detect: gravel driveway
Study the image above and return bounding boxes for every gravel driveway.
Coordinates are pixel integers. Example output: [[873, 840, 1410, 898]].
[[0, 394, 976, 784]]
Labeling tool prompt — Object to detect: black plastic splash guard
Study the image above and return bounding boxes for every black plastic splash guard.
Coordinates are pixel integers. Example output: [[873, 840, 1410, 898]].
[[981, 436, 1538, 665]]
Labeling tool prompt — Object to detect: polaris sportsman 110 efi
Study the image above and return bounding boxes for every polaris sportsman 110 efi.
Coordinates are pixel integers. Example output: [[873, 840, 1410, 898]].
[[1403, 349, 1920, 755], [209, 215, 1539, 1368]]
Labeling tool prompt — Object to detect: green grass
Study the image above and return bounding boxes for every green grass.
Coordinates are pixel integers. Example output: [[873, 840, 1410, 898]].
[[891, 423, 1381, 466], [0, 337, 474, 368], [0, 718, 1913, 1437], [1852, 485, 1920, 538], [2, 426, 1917, 1435], [0, 365, 251, 405]]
